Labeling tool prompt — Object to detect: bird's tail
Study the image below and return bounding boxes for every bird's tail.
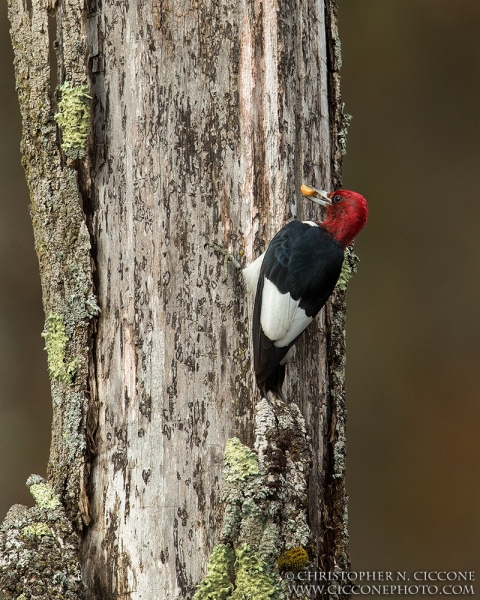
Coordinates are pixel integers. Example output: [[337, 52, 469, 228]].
[[257, 364, 286, 399]]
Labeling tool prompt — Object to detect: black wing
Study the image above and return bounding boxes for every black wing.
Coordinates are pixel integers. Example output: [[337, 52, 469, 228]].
[[253, 221, 344, 392]]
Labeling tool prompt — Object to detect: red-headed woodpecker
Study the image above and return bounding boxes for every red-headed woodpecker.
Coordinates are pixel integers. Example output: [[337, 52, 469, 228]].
[[243, 185, 368, 397]]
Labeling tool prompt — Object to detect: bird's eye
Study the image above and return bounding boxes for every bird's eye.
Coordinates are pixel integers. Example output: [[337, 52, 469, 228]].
[[332, 194, 342, 203]]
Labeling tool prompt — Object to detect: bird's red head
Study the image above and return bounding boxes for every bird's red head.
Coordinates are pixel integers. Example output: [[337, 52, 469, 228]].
[[322, 189, 369, 248], [300, 185, 368, 247]]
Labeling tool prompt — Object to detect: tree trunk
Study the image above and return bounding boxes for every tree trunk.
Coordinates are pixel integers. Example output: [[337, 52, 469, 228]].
[[5, 0, 351, 597]]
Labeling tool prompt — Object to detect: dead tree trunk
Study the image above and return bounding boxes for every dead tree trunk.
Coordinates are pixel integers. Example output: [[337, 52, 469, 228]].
[[4, 0, 351, 597]]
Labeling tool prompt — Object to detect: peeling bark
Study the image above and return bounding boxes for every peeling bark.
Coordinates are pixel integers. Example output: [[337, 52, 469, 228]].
[[5, 0, 352, 597]]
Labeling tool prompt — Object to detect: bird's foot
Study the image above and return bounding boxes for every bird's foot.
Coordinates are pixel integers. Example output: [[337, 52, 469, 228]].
[[207, 242, 242, 281]]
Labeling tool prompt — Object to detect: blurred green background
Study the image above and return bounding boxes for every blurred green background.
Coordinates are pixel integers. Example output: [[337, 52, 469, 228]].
[[1, 0, 478, 576]]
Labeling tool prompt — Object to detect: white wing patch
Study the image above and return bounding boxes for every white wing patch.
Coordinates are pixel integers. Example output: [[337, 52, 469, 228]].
[[260, 278, 312, 347], [261, 278, 299, 341], [275, 308, 312, 347], [242, 252, 266, 295]]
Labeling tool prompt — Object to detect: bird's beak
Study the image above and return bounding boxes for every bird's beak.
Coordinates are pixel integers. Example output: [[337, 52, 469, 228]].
[[300, 184, 331, 207]]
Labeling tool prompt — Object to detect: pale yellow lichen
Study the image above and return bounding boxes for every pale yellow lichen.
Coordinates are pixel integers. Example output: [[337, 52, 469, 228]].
[[231, 544, 283, 600], [193, 544, 235, 600], [22, 522, 52, 537], [223, 438, 259, 483], [29, 482, 61, 510], [41, 312, 77, 385], [336, 246, 359, 292], [54, 82, 91, 157]]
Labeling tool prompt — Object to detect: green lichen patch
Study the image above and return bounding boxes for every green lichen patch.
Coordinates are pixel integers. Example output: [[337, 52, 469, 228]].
[[277, 547, 308, 573], [231, 544, 283, 600], [41, 312, 77, 385], [224, 438, 259, 483], [199, 406, 311, 600], [193, 544, 235, 600], [22, 522, 52, 537], [29, 482, 61, 510], [0, 476, 85, 600], [335, 246, 359, 292], [54, 82, 91, 158]]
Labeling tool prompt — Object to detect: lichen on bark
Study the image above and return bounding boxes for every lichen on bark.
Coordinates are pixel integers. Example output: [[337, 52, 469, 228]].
[[195, 395, 313, 599], [0, 475, 86, 600], [42, 312, 78, 384], [54, 82, 91, 158], [7, 0, 98, 529], [335, 246, 359, 292], [192, 544, 235, 600]]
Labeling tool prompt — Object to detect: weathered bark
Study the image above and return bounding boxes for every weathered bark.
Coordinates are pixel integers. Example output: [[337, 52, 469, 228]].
[[5, 0, 352, 596], [7, 0, 97, 532]]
